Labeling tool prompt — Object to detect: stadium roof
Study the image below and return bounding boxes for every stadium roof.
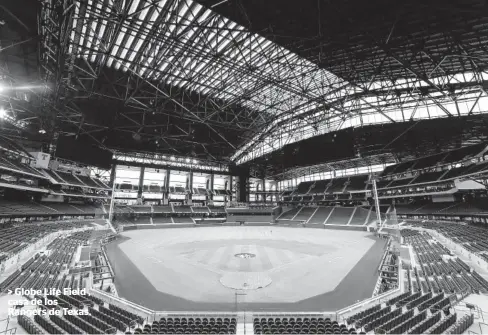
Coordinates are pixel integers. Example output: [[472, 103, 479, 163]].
[[2, 0, 488, 169]]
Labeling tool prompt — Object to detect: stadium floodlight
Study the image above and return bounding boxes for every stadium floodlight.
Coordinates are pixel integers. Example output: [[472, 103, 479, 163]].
[[0, 84, 46, 93], [0, 107, 5, 118]]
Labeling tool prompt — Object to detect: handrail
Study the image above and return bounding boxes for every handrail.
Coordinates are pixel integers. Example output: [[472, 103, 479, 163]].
[[336, 287, 400, 316], [0, 328, 16, 335], [89, 288, 153, 316]]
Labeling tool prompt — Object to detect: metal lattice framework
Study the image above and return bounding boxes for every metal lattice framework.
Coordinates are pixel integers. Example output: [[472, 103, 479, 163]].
[[38, 0, 488, 165]]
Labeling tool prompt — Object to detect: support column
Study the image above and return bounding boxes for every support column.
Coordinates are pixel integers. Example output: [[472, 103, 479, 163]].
[[188, 172, 193, 205], [137, 167, 145, 204], [164, 169, 170, 205], [210, 174, 215, 201], [372, 179, 382, 230], [229, 176, 233, 202], [238, 175, 249, 203], [262, 179, 266, 203], [109, 164, 116, 187]]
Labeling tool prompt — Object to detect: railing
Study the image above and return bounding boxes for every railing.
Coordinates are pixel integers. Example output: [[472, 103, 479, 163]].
[[478, 322, 488, 334], [0, 317, 16, 335], [89, 288, 153, 322], [336, 286, 401, 321]]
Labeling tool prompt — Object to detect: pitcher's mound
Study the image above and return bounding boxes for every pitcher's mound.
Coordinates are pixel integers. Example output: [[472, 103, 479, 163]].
[[220, 272, 272, 290]]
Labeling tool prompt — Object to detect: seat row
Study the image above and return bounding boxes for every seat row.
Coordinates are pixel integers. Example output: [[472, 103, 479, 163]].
[[407, 311, 441, 334], [17, 315, 44, 334], [445, 313, 474, 334], [254, 318, 356, 335], [89, 307, 128, 332]]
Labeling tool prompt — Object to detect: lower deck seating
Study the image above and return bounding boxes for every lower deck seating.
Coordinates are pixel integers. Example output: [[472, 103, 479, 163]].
[[293, 207, 317, 221], [326, 207, 354, 224], [0, 229, 105, 294], [172, 216, 194, 224], [133, 216, 152, 225], [132, 317, 237, 335], [403, 229, 488, 294], [227, 215, 272, 223], [348, 208, 370, 225], [254, 317, 354, 335], [308, 207, 333, 224], [152, 216, 173, 224], [278, 207, 301, 220]]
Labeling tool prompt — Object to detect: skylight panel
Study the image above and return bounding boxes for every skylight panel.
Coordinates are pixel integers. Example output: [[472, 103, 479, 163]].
[[88, 0, 105, 62], [173, 0, 191, 36], [84, 0, 98, 52], [109, 25, 128, 64], [78, 5, 90, 48], [128, 0, 141, 15], [69, 2, 80, 54], [119, 28, 139, 60]]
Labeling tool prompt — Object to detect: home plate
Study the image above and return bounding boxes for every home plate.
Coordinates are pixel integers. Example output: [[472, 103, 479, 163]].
[[220, 272, 272, 290]]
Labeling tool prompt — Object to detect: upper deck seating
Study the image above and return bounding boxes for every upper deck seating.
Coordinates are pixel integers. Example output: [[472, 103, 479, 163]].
[[192, 206, 209, 213], [153, 205, 173, 213], [130, 206, 152, 213], [170, 186, 187, 194], [415, 203, 456, 214], [192, 188, 208, 195], [47, 203, 96, 215], [296, 181, 314, 195], [0, 157, 44, 178], [214, 189, 228, 196], [308, 180, 329, 194], [56, 172, 85, 187], [440, 166, 473, 180], [411, 171, 445, 184], [387, 177, 414, 188], [395, 204, 423, 214], [326, 178, 349, 193], [345, 175, 369, 191], [464, 161, 488, 175], [381, 144, 486, 178], [440, 202, 488, 214], [75, 175, 103, 188], [208, 206, 225, 214], [376, 180, 393, 189]]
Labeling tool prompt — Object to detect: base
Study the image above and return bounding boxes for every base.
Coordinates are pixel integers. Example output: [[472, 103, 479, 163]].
[[220, 272, 272, 290]]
